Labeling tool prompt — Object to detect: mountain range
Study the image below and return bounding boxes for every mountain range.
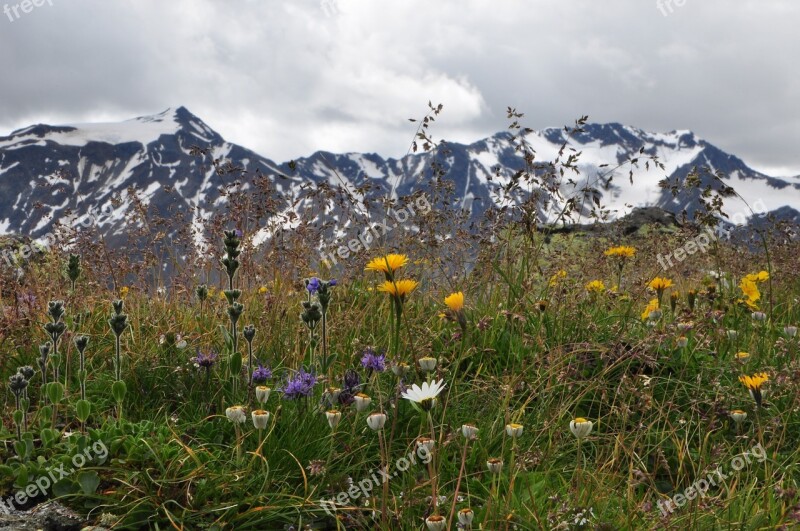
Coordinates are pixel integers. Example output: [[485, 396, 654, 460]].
[[0, 107, 798, 257]]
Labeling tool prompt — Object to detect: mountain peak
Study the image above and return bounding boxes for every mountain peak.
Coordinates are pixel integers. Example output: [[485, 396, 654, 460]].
[[128, 106, 222, 145], [0, 106, 224, 150]]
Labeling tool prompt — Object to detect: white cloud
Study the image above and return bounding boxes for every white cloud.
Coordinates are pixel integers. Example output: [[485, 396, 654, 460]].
[[0, 0, 798, 175]]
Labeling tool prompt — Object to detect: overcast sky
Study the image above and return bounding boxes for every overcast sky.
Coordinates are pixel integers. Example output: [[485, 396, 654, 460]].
[[1, 0, 799, 176]]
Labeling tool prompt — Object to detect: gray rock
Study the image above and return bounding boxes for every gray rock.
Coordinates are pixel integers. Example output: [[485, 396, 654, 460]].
[[0, 501, 84, 531]]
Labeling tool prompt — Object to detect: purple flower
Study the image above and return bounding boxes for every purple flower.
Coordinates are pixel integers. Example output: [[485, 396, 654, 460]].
[[360, 347, 387, 372], [191, 349, 218, 369], [306, 277, 321, 295], [328, 279, 337, 287], [17, 291, 37, 307], [282, 368, 318, 400], [234, 229, 243, 238], [343, 369, 360, 391], [252, 364, 272, 384], [339, 369, 361, 406]]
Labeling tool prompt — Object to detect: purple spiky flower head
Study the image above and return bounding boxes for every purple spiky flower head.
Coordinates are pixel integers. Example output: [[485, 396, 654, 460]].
[[360, 347, 387, 373], [252, 364, 272, 384], [191, 349, 218, 370], [282, 368, 318, 400]]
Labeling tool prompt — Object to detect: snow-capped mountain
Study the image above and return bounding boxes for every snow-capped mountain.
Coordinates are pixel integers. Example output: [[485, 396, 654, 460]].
[[0, 107, 798, 254]]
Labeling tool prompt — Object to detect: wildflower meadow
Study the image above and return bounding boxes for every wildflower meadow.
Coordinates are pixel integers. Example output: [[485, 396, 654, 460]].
[[1, 115, 799, 530]]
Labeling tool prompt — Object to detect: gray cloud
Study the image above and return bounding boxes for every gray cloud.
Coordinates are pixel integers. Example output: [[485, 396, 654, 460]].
[[1, 0, 798, 175]]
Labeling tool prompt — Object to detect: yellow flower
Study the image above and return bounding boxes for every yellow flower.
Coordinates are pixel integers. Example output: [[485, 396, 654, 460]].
[[744, 271, 769, 283], [444, 292, 465, 312], [739, 372, 769, 407], [119, 286, 130, 298], [365, 254, 408, 275], [604, 246, 636, 258], [378, 279, 418, 298], [737, 297, 760, 311], [739, 372, 768, 390], [549, 270, 567, 287], [258, 286, 268, 294], [648, 277, 674, 292], [585, 280, 605, 294], [641, 299, 660, 320], [734, 351, 750, 361], [443, 292, 467, 331], [739, 278, 761, 302]]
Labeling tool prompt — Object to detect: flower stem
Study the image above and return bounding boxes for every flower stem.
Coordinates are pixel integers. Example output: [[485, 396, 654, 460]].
[[447, 438, 469, 527]]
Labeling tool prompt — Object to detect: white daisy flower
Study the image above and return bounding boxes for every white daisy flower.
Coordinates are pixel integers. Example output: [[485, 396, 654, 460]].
[[401, 379, 446, 411], [251, 409, 270, 430], [225, 405, 246, 424], [569, 417, 593, 440]]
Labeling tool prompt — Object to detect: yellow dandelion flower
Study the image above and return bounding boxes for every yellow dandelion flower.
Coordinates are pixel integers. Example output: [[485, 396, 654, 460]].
[[648, 277, 674, 292], [549, 270, 567, 287], [744, 271, 769, 283], [737, 297, 760, 311], [739, 372, 769, 407], [641, 299, 660, 320], [739, 372, 768, 389], [739, 278, 761, 302], [444, 292, 465, 312], [365, 254, 408, 275], [604, 246, 636, 258], [258, 286, 268, 294], [585, 280, 606, 294], [119, 286, 130, 298], [443, 291, 467, 331], [378, 279, 418, 298]]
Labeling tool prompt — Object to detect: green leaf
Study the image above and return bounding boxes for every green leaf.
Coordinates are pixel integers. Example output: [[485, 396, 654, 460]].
[[229, 351, 242, 375], [52, 478, 79, 497], [219, 324, 234, 352], [76, 399, 92, 423], [14, 465, 29, 488], [40, 428, 56, 447], [46, 382, 65, 404], [77, 471, 100, 495], [112, 380, 127, 403]]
